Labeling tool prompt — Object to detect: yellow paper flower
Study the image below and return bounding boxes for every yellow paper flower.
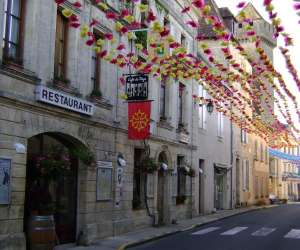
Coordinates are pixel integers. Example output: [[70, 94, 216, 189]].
[[124, 15, 135, 23], [115, 22, 123, 32], [98, 2, 109, 11], [152, 21, 163, 32], [127, 32, 136, 40], [62, 8, 73, 18], [135, 43, 143, 50], [139, 4, 148, 13], [96, 39, 105, 47], [93, 46, 102, 53], [80, 25, 89, 38], [131, 56, 139, 63]]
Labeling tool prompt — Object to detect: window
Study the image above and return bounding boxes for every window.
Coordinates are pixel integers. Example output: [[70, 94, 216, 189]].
[[217, 112, 224, 137], [91, 30, 104, 93], [254, 140, 258, 160], [54, 11, 68, 79], [160, 81, 166, 118], [177, 155, 186, 205], [180, 34, 186, 47], [140, 0, 148, 27], [242, 160, 249, 191], [241, 129, 248, 144], [3, 0, 24, 62], [132, 148, 146, 210], [178, 82, 185, 127], [260, 143, 264, 162], [198, 85, 207, 129], [255, 176, 259, 198]]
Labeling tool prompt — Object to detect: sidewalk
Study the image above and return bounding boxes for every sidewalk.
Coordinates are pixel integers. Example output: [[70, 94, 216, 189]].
[[56, 205, 277, 250]]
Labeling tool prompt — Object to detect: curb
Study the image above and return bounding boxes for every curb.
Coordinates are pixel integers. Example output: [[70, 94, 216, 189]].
[[117, 205, 278, 250]]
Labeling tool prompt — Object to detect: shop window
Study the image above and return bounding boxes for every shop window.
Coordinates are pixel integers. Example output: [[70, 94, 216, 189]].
[[54, 11, 68, 81], [91, 30, 104, 97], [3, 0, 25, 63], [176, 155, 186, 205], [132, 148, 146, 210]]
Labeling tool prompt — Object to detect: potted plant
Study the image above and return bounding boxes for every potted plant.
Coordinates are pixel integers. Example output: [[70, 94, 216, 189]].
[[187, 168, 196, 178], [140, 157, 158, 174], [90, 89, 102, 98], [69, 146, 95, 166], [32, 146, 72, 215]]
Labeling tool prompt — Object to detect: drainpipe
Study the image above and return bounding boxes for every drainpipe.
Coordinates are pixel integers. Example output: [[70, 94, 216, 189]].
[[230, 102, 233, 209]]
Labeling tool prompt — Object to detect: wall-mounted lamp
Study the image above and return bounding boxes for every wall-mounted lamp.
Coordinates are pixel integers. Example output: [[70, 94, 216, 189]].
[[206, 100, 214, 114]]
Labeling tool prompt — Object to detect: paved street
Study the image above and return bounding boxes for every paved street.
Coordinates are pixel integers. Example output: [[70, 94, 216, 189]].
[[130, 204, 300, 250]]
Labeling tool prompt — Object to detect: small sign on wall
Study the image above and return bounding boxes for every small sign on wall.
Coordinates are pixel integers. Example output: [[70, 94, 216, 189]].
[[0, 158, 11, 204], [96, 161, 113, 201]]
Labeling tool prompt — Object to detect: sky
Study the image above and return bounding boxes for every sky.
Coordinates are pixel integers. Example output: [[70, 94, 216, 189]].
[[214, 0, 300, 134]]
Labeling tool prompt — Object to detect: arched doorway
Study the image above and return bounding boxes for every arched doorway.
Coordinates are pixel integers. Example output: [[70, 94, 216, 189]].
[[24, 132, 86, 248], [157, 151, 169, 225]]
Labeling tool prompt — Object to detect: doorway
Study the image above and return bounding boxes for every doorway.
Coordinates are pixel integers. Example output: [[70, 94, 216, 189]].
[[199, 159, 205, 214], [24, 133, 80, 247], [157, 152, 168, 225], [214, 167, 226, 210], [236, 159, 240, 206]]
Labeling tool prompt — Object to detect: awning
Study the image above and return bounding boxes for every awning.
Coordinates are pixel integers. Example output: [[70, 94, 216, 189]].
[[214, 163, 231, 173]]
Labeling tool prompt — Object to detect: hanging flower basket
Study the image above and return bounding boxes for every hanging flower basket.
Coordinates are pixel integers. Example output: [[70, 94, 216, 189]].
[[187, 168, 196, 178], [140, 157, 158, 174], [69, 147, 95, 166], [35, 146, 72, 183]]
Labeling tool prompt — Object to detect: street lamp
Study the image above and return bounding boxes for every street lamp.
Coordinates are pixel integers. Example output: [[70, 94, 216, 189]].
[[206, 100, 214, 114]]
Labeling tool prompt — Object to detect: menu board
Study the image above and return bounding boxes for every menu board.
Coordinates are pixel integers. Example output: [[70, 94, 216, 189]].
[[0, 158, 11, 204], [96, 161, 113, 201]]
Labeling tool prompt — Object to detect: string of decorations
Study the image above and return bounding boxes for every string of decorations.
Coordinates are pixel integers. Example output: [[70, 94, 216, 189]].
[[52, 0, 299, 148]]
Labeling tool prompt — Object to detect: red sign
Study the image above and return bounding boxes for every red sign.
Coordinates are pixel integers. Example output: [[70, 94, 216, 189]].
[[128, 101, 151, 140]]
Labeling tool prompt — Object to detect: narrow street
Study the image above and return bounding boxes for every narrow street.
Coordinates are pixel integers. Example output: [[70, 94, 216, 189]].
[[131, 204, 300, 250]]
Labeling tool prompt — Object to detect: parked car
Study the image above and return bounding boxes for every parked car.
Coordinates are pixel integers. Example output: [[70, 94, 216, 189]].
[[269, 194, 280, 204]]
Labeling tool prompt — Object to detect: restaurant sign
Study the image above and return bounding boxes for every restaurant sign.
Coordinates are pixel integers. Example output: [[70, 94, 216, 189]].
[[125, 74, 149, 101], [35, 85, 95, 116]]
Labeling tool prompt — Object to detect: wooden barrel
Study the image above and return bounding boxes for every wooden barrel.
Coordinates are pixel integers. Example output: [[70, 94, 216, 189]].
[[28, 215, 56, 250]]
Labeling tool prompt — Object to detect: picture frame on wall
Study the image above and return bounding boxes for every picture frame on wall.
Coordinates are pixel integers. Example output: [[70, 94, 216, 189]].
[[96, 161, 113, 201], [0, 158, 12, 205]]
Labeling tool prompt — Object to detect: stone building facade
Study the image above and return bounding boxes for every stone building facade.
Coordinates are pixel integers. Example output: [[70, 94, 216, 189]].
[[234, 3, 276, 206], [270, 147, 300, 201], [0, 0, 202, 249]]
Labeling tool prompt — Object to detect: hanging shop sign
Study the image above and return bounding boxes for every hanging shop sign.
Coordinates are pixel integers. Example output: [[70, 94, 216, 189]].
[[35, 85, 95, 116], [0, 158, 11, 205], [125, 74, 149, 101]]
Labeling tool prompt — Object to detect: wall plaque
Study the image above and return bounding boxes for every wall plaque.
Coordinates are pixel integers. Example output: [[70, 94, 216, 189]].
[[0, 158, 11, 204], [96, 161, 113, 201]]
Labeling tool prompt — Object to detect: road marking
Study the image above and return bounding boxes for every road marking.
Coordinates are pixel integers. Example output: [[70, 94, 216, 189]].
[[252, 227, 276, 236], [221, 227, 248, 235], [191, 227, 221, 235], [284, 229, 300, 239]]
